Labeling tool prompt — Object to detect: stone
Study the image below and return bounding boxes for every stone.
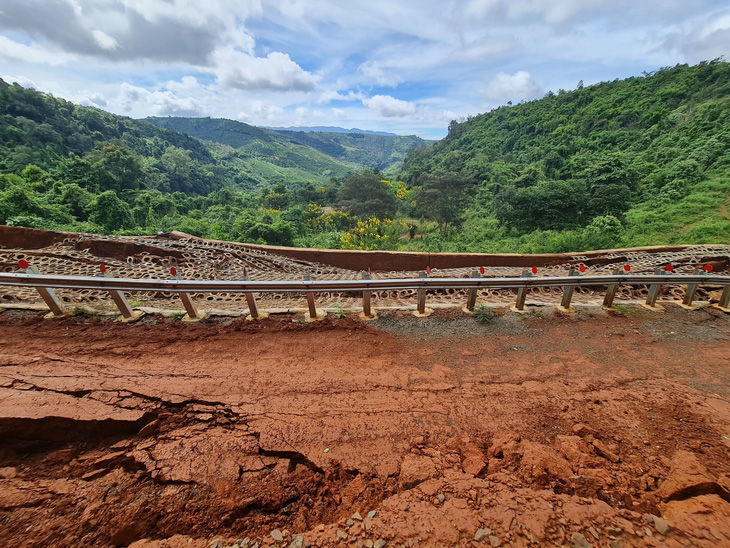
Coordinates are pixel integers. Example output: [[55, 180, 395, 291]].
[[209, 540, 223, 548], [462, 455, 488, 476], [489, 535, 501, 547], [605, 526, 622, 536], [82, 469, 109, 481], [588, 527, 599, 540], [367, 510, 377, 518], [137, 419, 160, 437], [346, 519, 355, 527], [437, 494, 445, 503], [271, 530, 284, 542], [374, 540, 387, 548], [0, 467, 18, 479], [572, 424, 598, 438], [364, 517, 372, 530], [352, 512, 363, 521], [474, 528, 491, 541], [399, 454, 435, 489], [651, 516, 670, 535], [237, 540, 249, 548], [572, 532, 592, 548], [336, 529, 348, 541], [289, 535, 304, 548], [592, 440, 619, 463], [656, 450, 727, 501], [364, 541, 373, 548]]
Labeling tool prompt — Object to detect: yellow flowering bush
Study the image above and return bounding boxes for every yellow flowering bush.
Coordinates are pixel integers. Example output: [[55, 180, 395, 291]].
[[340, 217, 408, 250], [305, 203, 350, 232]]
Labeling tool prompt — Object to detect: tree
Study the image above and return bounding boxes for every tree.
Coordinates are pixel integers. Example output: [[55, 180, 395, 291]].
[[584, 153, 639, 219], [337, 172, 398, 219], [90, 190, 133, 232], [413, 171, 477, 236]]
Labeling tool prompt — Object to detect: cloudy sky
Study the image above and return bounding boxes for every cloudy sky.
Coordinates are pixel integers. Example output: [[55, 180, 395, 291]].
[[1, 0, 728, 138]]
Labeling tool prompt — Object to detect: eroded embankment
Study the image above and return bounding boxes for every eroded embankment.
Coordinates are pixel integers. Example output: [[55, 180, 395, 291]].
[[1, 306, 730, 547]]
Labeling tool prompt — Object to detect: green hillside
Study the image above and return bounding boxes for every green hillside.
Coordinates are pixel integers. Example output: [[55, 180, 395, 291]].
[[145, 116, 431, 172], [397, 60, 730, 251], [1, 61, 728, 252]]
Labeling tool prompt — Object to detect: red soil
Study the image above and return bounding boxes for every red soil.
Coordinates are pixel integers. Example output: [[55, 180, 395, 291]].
[[1, 305, 729, 547]]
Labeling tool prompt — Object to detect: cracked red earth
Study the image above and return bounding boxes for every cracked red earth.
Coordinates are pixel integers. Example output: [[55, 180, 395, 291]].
[[1, 305, 729, 547]]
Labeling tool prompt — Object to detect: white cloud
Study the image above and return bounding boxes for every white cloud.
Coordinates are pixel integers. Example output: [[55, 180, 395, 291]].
[[1, 74, 38, 89], [362, 95, 417, 117], [92, 29, 118, 51], [118, 83, 205, 116], [332, 107, 346, 118], [482, 71, 542, 101], [236, 101, 284, 124], [212, 49, 319, 92], [358, 61, 403, 86]]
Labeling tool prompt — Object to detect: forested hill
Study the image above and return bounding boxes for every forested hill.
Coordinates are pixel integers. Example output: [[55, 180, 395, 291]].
[[397, 60, 730, 247], [145, 116, 430, 172]]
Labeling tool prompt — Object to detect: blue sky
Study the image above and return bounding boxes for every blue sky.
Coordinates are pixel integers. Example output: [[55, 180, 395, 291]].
[[1, 0, 728, 139]]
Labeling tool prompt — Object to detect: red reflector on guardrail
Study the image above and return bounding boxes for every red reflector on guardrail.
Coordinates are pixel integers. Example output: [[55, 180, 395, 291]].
[[170, 267, 177, 276], [18, 259, 28, 270]]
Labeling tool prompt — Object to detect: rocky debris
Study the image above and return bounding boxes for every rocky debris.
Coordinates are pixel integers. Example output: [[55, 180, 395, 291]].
[[367, 510, 377, 518], [352, 511, 362, 521], [373, 540, 386, 548], [656, 450, 730, 501], [572, 424, 599, 438], [271, 529, 284, 542], [591, 439, 620, 463], [399, 454, 435, 489], [488, 534, 501, 546], [0, 467, 18, 479], [474, 527, 491, 541], [662, 494, 730, 540], [651, 515, 670, 535], [571, 532, 592, 548]]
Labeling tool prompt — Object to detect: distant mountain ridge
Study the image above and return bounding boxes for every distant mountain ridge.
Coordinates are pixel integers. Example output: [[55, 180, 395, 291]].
[[267, 126, 398, 136], [145, 117, 432, 172]]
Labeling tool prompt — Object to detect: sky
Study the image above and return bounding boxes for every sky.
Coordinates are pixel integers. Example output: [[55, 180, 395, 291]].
[[1, 0, 729, 139]]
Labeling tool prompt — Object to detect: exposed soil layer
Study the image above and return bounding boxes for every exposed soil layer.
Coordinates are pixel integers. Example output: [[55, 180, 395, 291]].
[[1, 305, 730, 547]]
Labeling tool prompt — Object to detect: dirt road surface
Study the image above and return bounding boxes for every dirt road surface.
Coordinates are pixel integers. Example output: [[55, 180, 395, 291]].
[[1, 304, 730, 547]]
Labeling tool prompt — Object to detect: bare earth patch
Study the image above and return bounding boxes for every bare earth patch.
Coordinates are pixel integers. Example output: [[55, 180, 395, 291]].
[[1, 305, 729, 547]]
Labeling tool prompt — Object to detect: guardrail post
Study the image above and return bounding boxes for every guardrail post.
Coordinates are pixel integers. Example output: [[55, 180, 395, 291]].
[[303, 273, 321, 321], [170, 268, 206, 321], [465, 270, 482, 312], [241, 271, 264, 319], [560, 267, 579, 310], [514, 270, 532, 310], [19, 262, 67, 318], [645, 267, 667, 308], [416, 272, 428, 315], [681, 268, 703, 307], [98, 265, 143, 322], [362, 272, 373, 318], [719, 285, 730, 310], [602, 267, 623, 308]]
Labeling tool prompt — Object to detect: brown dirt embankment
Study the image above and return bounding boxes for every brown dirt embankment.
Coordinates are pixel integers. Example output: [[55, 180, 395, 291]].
[[1, 305, 730, 547]]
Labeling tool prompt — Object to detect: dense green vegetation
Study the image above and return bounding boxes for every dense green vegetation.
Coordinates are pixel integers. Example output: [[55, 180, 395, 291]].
[[1, 61, 729, 253], [397, 59, 730, 252], [146, 116, 430, 173]]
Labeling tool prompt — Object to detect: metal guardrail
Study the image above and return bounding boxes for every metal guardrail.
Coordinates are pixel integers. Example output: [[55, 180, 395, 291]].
[[1, 266, 729, 321]]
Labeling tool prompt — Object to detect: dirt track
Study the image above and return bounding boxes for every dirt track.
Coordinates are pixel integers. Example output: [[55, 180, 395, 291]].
[[1, 304, 730, 547]]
